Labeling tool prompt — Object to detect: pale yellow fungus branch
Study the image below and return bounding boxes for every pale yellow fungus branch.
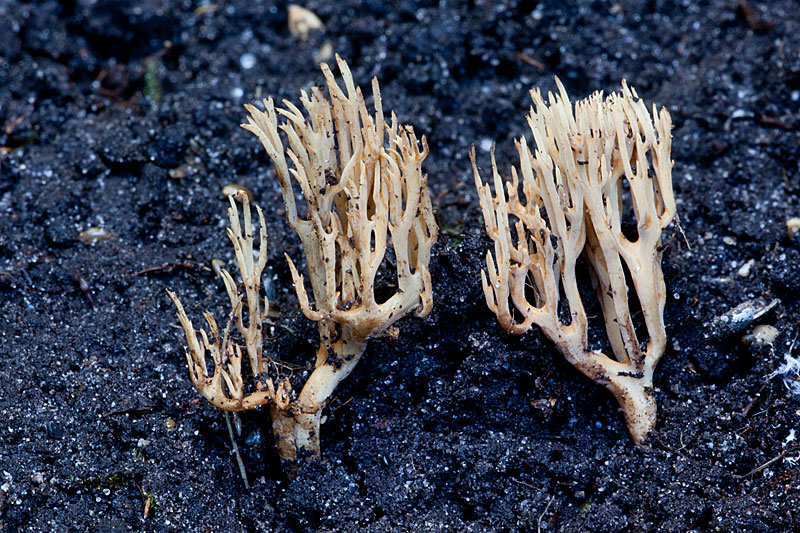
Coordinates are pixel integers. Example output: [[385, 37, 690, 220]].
[[167, 193, 275, 412]]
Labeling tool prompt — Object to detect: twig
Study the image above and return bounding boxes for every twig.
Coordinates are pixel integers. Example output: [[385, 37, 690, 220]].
[[224, 411, 250, 488], [759, 116, 793, 130], [674, 214, 691, 250], [655, 434, 694, 462], [331, 396, 353, 414], [537, 495, 556, 533], [263, 317, 296, 336], [130, 261, 207, 277], [742, 382, 768, 417], [515, 52, 545, 70], [511, 478, 544, 491], [735, 447, 794, 479]]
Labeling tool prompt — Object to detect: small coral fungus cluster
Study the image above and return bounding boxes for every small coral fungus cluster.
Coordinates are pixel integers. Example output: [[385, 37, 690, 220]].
[[168, 56, 676, 465]]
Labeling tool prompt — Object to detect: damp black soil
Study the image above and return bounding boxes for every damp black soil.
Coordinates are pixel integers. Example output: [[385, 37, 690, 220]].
[[2, 1, 800, 531]]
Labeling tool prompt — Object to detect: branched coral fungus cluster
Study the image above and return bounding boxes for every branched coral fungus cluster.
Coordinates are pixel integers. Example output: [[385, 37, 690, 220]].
[[168, 58, 676, 466], [472, 79, 675, 443], [168, 56, 436, 461]]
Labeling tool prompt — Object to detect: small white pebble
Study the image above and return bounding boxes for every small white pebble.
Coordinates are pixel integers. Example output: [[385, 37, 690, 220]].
[[787, 217, 800, 238], [737, 259, 754, 278], [240, 53, 256, 70]]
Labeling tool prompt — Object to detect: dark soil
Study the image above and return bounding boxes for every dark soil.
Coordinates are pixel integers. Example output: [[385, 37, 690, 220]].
[[2, 0, 800, 531]]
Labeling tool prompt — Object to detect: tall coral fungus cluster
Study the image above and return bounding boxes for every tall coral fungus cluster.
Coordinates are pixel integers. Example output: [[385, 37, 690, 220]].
[[472, 79, 675, 444], [168, 56, 437, 461]]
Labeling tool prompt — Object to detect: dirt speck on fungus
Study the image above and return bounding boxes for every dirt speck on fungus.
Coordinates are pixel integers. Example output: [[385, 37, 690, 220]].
[[1, 0, 800, 531]]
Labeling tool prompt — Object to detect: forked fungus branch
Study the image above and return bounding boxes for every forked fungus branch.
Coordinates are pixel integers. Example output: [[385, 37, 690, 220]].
[[169, 56, 437, 462], [167, 195, 277, 413], [472, 79, 675, 444]]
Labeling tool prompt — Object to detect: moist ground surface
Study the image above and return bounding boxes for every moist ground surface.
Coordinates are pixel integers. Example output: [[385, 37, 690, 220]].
[[2, 1, 800, 531]]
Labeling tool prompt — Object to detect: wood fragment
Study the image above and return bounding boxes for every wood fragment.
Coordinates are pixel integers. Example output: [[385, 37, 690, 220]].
[[131, 261, 205, 277], [759, 116, 792, 130], [515, 52, 545, 70], [736, 0, 775, 32]]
